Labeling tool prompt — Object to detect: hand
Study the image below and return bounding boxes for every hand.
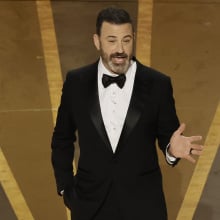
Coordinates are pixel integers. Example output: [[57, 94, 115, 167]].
[[63, 186, 77, 211], [169, 123, 204, 163]]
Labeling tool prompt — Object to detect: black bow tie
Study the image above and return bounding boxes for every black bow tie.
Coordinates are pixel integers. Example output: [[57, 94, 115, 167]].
[[102, 74, 126, 89]]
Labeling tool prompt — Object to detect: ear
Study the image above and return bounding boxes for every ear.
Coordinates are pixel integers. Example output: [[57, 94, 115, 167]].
[[133, 32, 136, 41], [93, 34, 100, 51]]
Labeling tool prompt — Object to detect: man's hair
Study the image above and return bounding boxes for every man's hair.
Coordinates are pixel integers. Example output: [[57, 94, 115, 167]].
[[96, 7, 133, 35]]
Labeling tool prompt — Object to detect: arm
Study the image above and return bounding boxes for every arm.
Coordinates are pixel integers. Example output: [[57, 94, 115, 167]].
[[51, 74, 77, 195], [157, 76, 180, 165], [156, 76, 203, 163]]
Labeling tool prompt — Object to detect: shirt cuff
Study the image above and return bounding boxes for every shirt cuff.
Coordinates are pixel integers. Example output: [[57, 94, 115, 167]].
[[166, 143, 177, 165], [60, 190, 64, 196]]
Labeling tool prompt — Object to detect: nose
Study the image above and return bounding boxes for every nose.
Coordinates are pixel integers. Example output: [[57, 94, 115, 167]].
[[116, 41, 124, 53]]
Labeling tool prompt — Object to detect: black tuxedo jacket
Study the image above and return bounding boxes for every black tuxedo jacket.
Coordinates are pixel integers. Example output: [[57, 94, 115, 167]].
[[51, 59, 180, 220]]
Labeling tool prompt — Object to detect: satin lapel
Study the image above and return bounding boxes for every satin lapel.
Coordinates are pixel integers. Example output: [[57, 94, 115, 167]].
[[115, 67, 151, 154], [87, 65, 113, 153]]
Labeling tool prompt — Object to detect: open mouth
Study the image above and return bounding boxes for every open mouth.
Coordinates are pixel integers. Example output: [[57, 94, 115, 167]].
[[112, 57, 126, 64], [111, 54, 128, 64]]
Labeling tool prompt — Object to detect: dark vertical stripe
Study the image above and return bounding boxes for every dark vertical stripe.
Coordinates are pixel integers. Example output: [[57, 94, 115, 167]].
[[0, 183, 17, 220], [193, 146, 220, 220]]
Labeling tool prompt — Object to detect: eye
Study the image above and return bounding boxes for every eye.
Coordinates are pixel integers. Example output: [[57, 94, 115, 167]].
[[108, 40, 116, 43], [123, 38, 131, 43]]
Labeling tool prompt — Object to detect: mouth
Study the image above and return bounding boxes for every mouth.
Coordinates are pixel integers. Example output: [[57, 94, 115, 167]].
[[111, 54, 128, 64], [112, 57, 126, 64]]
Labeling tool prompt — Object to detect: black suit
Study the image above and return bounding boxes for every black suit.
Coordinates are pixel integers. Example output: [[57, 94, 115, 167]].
[[51, 58, 180, 220]]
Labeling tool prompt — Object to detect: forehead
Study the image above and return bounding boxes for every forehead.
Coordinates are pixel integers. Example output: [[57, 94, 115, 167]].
[[100, 21, 133, 37]]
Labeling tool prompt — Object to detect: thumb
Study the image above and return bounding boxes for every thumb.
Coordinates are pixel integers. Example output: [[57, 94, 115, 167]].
[[175, 123, 186, 135]]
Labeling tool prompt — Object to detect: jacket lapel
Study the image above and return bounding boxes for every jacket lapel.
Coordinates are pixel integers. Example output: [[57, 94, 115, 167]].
[[115, 62, 152, 154], [87, 62, 113, 153]]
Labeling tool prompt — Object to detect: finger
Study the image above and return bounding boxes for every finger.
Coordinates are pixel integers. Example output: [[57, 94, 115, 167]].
[[189, 136, 202, 143], [190, 144, 204, 151], [174, 123, 186, 136], [185, 154, 196, 163], [190, 149, 203, 156]]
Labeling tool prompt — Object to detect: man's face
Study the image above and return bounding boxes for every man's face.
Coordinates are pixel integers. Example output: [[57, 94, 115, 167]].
[[94, 21, 134, 75]]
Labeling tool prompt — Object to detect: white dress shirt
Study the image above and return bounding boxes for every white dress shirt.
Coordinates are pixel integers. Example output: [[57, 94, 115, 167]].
[[98, 58, 136, 152]]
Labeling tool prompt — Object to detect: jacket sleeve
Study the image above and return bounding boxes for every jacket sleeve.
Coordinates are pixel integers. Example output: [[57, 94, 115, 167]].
[[157, 76, 180, 165], [51, 73, 77, 195]]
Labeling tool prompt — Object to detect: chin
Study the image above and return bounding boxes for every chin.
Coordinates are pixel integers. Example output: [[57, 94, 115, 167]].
[[109, 63, 129, 74]]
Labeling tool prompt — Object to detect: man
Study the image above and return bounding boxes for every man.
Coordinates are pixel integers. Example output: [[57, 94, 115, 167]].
[[51, 7, 203, 220]]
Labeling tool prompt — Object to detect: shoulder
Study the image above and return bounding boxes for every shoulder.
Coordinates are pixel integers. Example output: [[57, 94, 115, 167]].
[[136, 59, 169, 79], [135, 59, 171, 84], [61, 61, 98, 94], [65, 60, 99, 82]]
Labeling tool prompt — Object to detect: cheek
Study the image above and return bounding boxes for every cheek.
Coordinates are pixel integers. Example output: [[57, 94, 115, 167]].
[[101, 47, 114, 57], [125, 44, 133, 54], [102, 42, 119, 53]]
